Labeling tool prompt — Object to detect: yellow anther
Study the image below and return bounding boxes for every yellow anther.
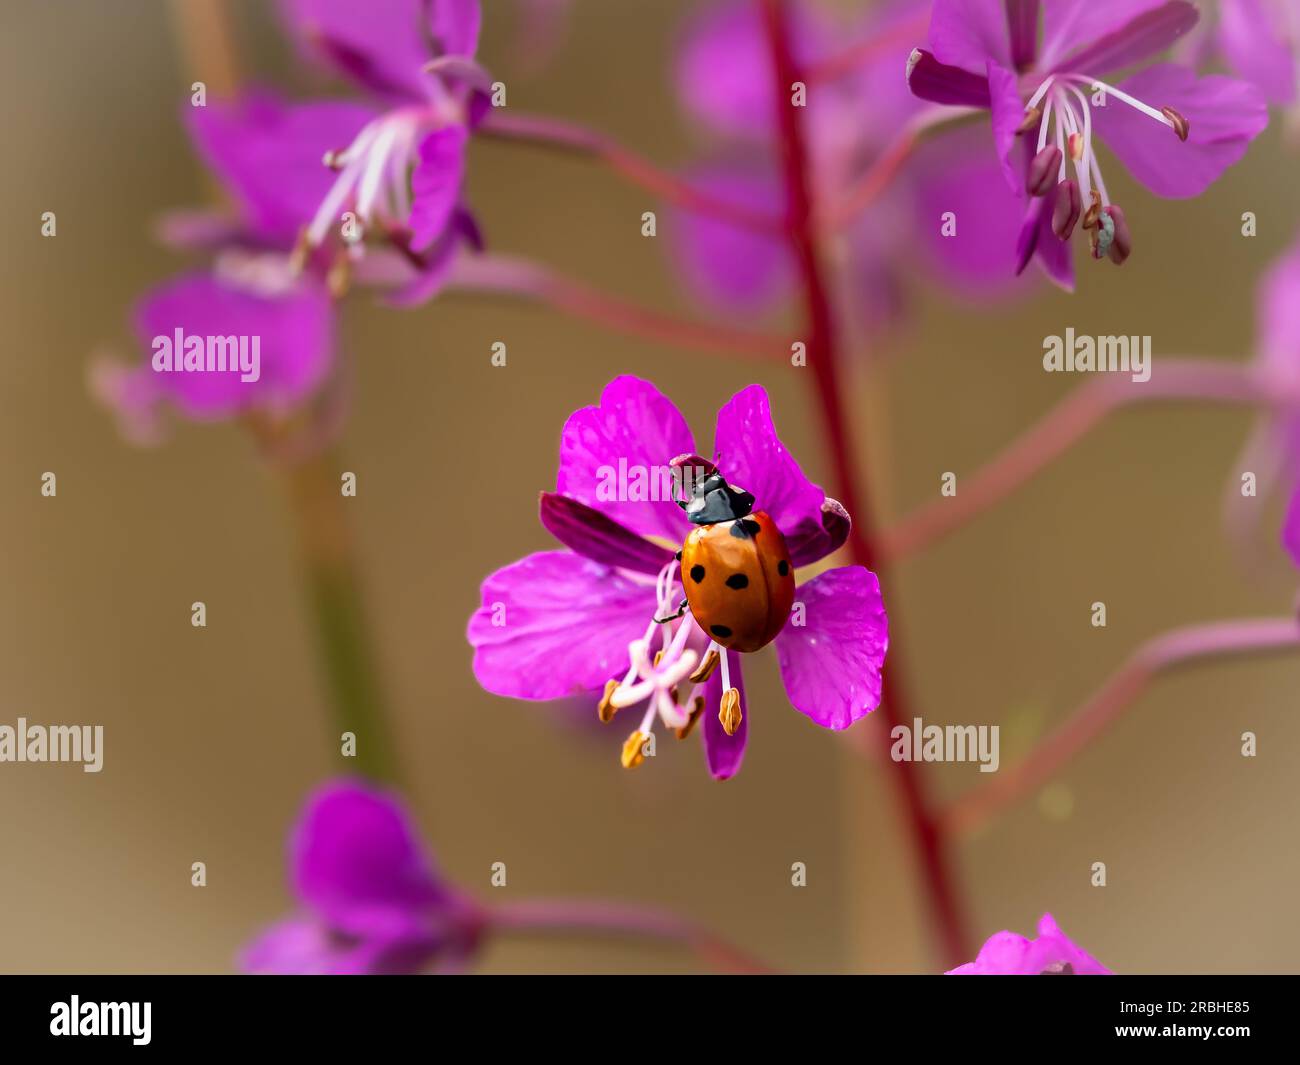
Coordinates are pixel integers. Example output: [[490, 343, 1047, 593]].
[[621, 731, 650, 769], [689, 649, 720, 684], [719, 688, 743, 736], [596, 679, 620, 723], [675, 696, 706, 740]]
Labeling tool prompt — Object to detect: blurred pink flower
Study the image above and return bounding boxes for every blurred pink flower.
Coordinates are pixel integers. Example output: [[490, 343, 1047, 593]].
[[668, 0, 1033, 321], [244, 779, 481, 975], [909, 1, 1268, 286], [948, 913, 1111, 975]]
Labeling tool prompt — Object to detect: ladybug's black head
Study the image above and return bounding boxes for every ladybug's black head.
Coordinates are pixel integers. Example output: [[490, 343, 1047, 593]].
[[680, 471, 755, 526]]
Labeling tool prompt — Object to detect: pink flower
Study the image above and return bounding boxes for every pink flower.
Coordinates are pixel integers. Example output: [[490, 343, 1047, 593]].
[[466, 377, 889, 779], [908, 1, 1269, 287], [948, 913, 1111, 974]]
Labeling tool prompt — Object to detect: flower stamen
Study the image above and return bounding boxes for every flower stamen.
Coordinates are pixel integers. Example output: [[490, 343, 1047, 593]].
[[690, 647, 720, 683], [298, 107, 436, 270]]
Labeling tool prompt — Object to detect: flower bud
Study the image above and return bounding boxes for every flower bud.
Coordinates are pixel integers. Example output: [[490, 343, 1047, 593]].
[[1051, 180, 1081, 240], [1161, 106, 1190, 141], [1027, 146, 1063, 197], [1104, 205, 1131, 265]]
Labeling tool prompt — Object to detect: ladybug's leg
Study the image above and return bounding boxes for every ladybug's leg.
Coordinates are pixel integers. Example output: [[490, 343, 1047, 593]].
[[653, 597, 689, 625]]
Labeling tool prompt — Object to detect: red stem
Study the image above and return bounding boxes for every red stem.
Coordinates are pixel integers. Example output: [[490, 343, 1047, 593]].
[[758, 0, 971, 968]]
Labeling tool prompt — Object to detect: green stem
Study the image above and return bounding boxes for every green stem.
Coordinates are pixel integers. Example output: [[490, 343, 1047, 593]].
[[281, 448, 399, 783]]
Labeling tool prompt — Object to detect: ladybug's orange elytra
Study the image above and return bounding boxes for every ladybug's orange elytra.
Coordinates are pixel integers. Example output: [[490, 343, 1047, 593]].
[[680, 511, 795, 653]]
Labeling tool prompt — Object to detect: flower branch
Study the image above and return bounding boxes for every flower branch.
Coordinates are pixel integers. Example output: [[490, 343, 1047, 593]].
[[944, 616, 1300, 838], [880, 360, 1300, 562], [823, 106, 978, 230], [443, 251, 787, 358], [477, 111, 786, 235], [803, 10, 930, 86]]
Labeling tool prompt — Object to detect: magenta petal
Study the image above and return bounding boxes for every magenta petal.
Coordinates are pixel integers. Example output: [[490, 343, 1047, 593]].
[[776, 566, 888, 730], [556, 376, 695, 543], [385, 208, 479, 307], [946, 930, 1032, 974], [911, 130, 1029, 294], [906, 48, 993, 107], [673, 0, 825, 139], [667, 164, 791, 315], [408, 125, 468, 251], [1259, 238, 1300, 377], [242, 917, 386, 975], [702, 650, 748, 780], [429, 0, 482, 57], [949, 913, 1111, 974], [539, 493, 676, 576], [468, 551, 653, 700], [1024, 187, 1075, 291], [1283, 483, 1300, 567], [278, 0, 437, 101], [1039, 0, 1170, 68], [785, 498, 852, 568], [987, 60, 1027, 195], [185, 91, 377, 245], [292, 780, 445, 939], [1052, 2, 1198, 77], [712, 385, 827, 540], [133, 271, 334, 420], [1091, 64, 1268, 199], [1220, 0, 1296, 105], [1006, 0, 1039, 70], [241, 917, 447, 975], [926, 0, 1012, 73]]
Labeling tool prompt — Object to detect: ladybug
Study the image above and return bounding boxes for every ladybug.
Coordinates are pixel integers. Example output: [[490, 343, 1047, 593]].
[[657, 467, 795, 654]]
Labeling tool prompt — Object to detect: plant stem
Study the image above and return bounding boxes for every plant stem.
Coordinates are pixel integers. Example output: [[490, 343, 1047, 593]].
[[758, 0, 971, 968], [823, 107, 977, 230], [880, 361, 1300, 562], [168, 0, 400, 784], [477, 112, 786, 235], [944, 617, 1300, 838], [280, 447, 399, 782], [803, 11, 930, 85], [488, 899, 774, 974], [444, 252, 786, 359]]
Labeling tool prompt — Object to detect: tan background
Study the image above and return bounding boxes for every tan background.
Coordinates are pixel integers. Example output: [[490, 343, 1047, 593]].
[[1, 0, 1297, 973]]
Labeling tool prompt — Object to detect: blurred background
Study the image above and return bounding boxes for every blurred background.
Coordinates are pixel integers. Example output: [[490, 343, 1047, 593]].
[[2, 0, 1298, 974]]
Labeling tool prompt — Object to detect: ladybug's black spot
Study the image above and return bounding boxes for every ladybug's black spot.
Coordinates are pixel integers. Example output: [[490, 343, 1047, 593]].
[[690, 564, 706, 583], [725, 573, 749, 590], [710, 624, 733, 639], [777, 560, 790, 577]]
